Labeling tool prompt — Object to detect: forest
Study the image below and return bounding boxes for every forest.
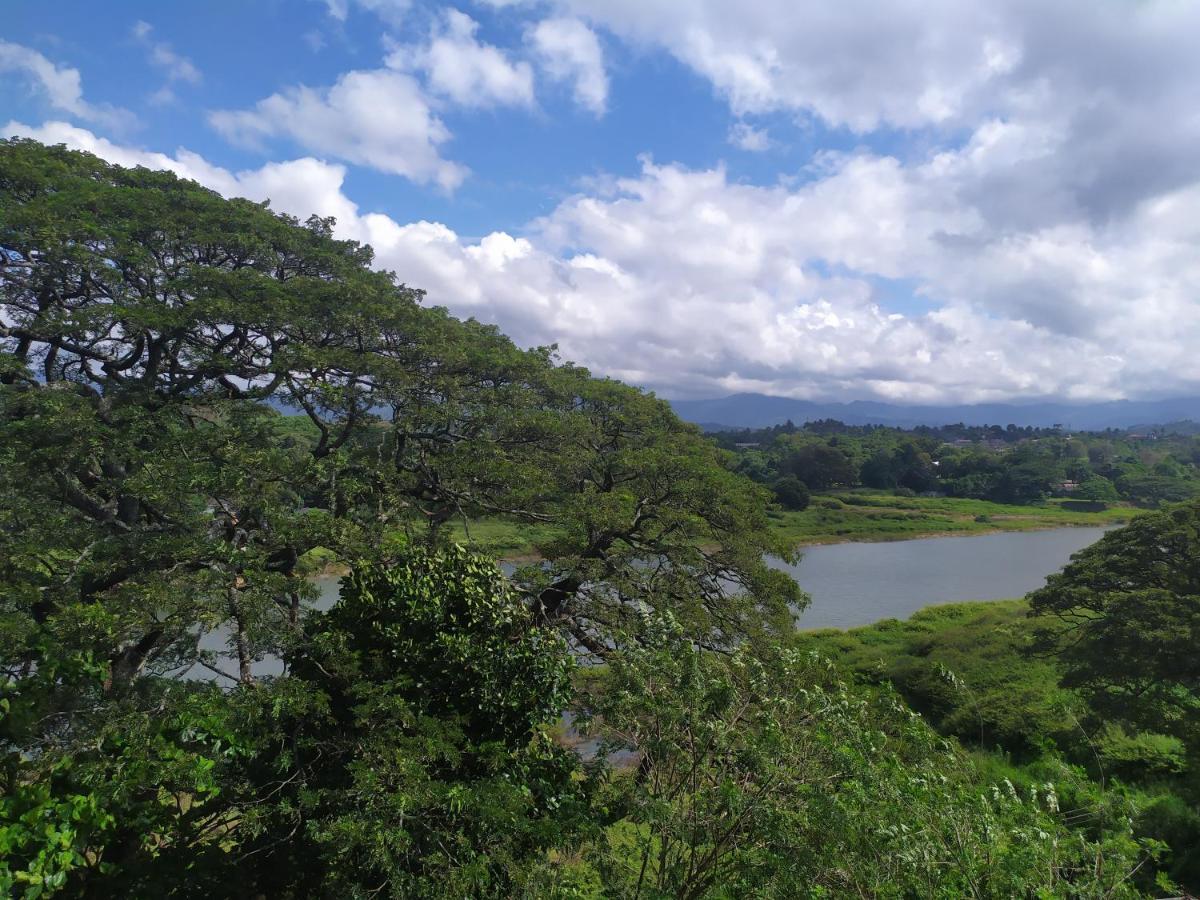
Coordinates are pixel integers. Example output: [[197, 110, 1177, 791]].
[[713, 420, 1200, 511], [2, 140, 1198, 897]]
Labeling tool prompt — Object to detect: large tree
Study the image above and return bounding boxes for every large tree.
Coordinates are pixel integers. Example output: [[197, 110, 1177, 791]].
[[0, 138, 799, 893], [0, 138, 799, 685], [1028, 501, 1200, 739]]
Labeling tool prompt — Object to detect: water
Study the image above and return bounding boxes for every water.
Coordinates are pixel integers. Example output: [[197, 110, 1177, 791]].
[[773, 526, 1110, 631], [188, 527, 1110, 678], [186, 576, 343, 681]]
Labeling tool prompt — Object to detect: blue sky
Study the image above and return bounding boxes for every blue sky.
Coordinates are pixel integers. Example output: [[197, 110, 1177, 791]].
[[4, 0, 1200, 403]]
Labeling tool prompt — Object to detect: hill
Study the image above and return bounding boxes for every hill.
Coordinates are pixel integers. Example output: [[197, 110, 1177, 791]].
[[670, 393, 1200, 431]]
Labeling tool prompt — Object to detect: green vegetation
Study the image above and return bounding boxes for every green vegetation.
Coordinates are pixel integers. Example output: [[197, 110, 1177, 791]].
[[1030, 501, 1200, 743], [767, 491, 1132, 545], [717, 418, 1200, 509], [1, 139, 1193, 896], [442, 493, 1131, 562], [798, 591, 1200, 890]]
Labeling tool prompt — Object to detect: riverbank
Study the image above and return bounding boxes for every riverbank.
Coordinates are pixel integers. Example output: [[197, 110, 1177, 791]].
[[444, 493, 1133, 560], [770, 492, 1133, 547]]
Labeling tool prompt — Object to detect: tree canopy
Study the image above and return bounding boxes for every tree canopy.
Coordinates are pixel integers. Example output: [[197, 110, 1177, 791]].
[[1029, 499, 1200, 740], [0, 137, 797, 895], [0, 137, 799, 683]]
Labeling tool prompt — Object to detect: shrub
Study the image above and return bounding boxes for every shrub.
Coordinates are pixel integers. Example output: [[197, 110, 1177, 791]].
[[772, 475, 811, 511]]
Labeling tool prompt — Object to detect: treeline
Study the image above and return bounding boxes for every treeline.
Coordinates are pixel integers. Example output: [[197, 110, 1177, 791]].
[[712, 420, 1200, 508], [0, 140, 1182, 896]]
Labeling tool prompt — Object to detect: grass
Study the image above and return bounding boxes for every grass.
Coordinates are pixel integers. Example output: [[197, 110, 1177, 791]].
[[769, 491, 1134, 547], [349, 493, 1137, 562], [445, 518, 565, 560]]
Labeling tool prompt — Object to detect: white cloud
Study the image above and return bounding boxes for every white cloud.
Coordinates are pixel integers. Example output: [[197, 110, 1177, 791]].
[[321, 0, 410, 26], [528, 17, 607, 115], [538, 0, 1013, 129], [14, 115, 1200, 403], [728, 121, 770, 151], [0, 41, 133, 130], [210, 68, 467, 189], [322, 0, 350, 19], [210, 9, 535, 186], [132, 21, 202, 86], [397, 10, 535, 109]]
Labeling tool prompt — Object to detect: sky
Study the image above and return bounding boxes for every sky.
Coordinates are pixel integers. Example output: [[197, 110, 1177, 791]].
[[3, 0, 1200, 404]]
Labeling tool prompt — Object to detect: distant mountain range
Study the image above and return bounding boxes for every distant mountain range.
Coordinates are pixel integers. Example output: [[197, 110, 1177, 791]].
[[667, 393, 1200, 432]]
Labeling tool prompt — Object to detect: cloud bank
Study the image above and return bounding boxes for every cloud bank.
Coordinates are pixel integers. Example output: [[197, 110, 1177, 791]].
[[8, 0, 1200, 402]]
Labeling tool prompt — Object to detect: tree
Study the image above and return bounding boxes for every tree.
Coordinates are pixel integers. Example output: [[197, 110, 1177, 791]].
[[861, 443, 938, 493], [1116, 473, 1198, 506], [1075, 475, 1119, 504], [241, 543, 588, 898], [770, 474, 810, 511], [0, 139, 799, 892], [778, 441, 856, 491], [2, 544, 588, 897], [1029, 501, 1200, 739], [0, 138, 798, 677]]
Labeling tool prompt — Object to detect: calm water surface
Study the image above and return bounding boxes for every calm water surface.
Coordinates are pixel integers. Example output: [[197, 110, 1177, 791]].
[[774, 526, 1110, 631], [192, 526, 1109, 678]]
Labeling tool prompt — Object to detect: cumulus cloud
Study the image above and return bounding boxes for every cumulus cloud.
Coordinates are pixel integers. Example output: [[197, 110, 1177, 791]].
[[396, 10, 535, 108], [0, 41, 133, 130], [544, 0, 1200, 227], [540, 0, 1008, 128], [210, 9, 536, 186], [19, 118, 1200, 402], [209, 68, 467, 189], [528, 17, 608, 115]]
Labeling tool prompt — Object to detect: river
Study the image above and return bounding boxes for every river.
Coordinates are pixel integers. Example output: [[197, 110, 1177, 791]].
[[190, 525, 1109, 679], [775, 526, 1109, 631]]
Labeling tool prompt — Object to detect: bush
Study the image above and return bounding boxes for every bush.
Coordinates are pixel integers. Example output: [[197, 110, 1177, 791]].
[[772, 475, 811, 511], [1097, 726, 1187, 781]]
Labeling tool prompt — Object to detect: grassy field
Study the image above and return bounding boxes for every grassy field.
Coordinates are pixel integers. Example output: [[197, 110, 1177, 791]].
[[768, 491, 1134, 546], [439, 492, 1134, 560], [445, 518, 566, 560]]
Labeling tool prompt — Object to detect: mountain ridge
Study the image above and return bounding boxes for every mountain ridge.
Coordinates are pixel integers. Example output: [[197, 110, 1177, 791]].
[[668, 392, 1200, 431]]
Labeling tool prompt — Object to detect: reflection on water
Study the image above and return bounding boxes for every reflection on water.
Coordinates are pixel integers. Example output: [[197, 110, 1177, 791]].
[[772, 526, 1111, 631]]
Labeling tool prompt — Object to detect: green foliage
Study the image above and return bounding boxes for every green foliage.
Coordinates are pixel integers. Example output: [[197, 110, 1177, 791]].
[[801, 598, 1200, 893], [0, 136, 1183, 898], [765, 491, 1130, 546], [1076, 475, 1120, 503], [579, 623, 1152, 898], [239, 543, 589, 898], [1029, 500, 1200, 739], [0, 137, 797, 696], [1096, 726, 1187, 781], [716, 418, 1200, 509], [796, 601, 1079, 758], [0, 777, 114, 898], [770, 474, 810, 510]]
